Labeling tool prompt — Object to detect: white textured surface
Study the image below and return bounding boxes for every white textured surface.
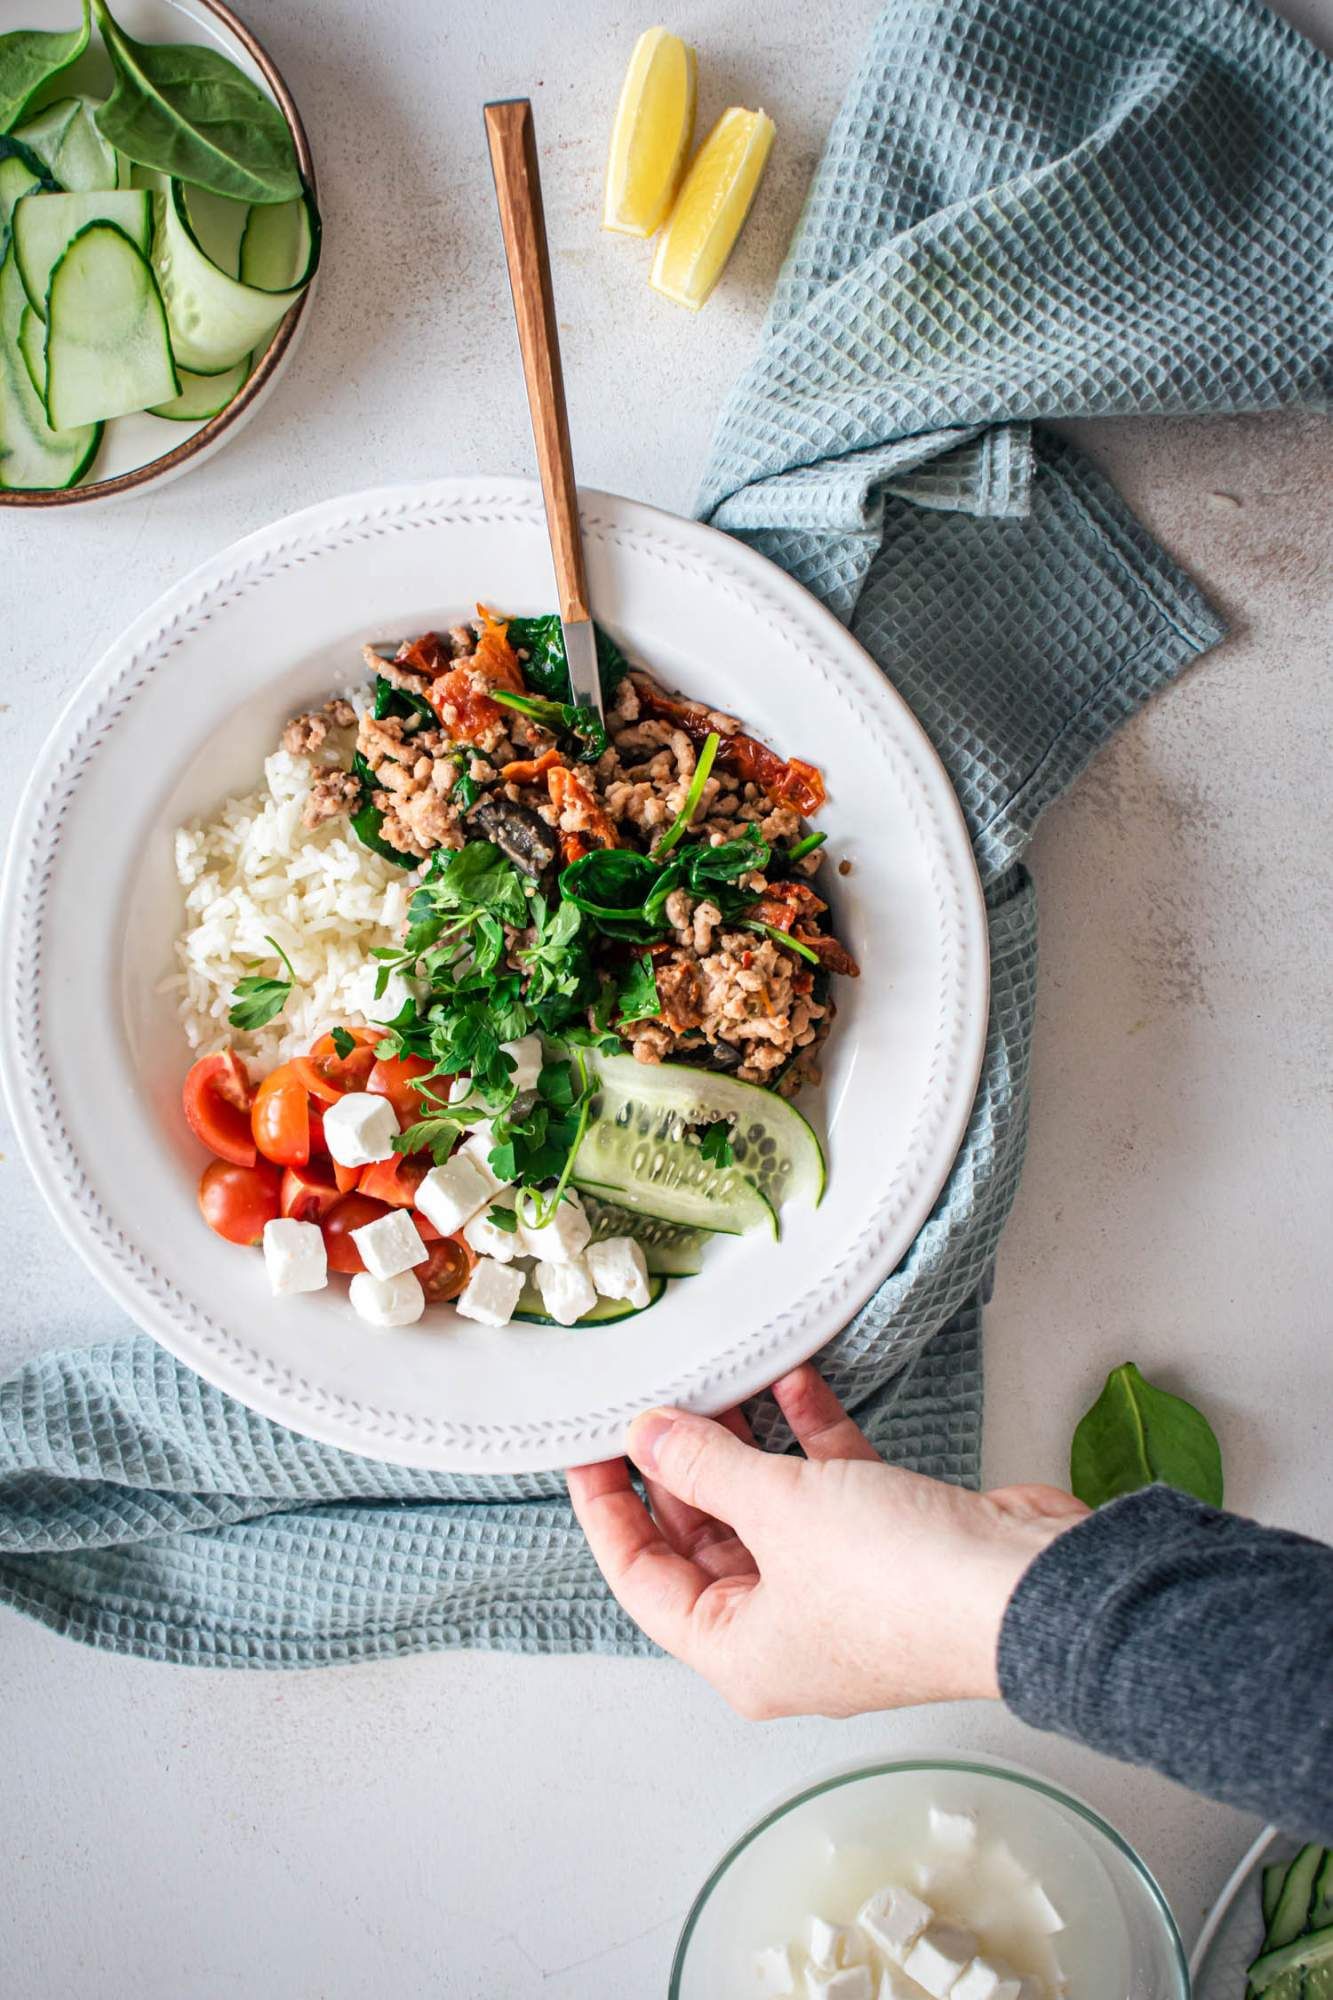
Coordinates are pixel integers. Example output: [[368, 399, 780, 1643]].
[[1, 0, 1330, 1992]]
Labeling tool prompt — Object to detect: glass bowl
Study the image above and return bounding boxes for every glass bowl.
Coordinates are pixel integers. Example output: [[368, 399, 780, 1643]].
[[670, 1755, 1189, 1999]]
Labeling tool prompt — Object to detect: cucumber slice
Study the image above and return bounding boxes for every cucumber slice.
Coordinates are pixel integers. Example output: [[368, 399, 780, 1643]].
[[149, 353, 249, 421], [1, 138, 57, 258], [1262, 1864, 1287, 1929], [14, 189, 151, 318], [238, 193, 313, 289], [44, 221, 178, 428], [1249, 1927, 1333, 1992], [512, 1273, 666, 1325], [1268, 1846, 1324, 1948], [152, 176, 319, 373], [11, 98, 118, 194], [577, 1052, 825, 1218], [17, 302, 43, 394], [0, 247, 100, 491], [583, 1195, 706, 1275], [181, 184, 250, 279]]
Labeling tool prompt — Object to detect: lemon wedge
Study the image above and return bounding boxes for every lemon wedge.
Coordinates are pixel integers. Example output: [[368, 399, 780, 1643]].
[[603, 27, 698, 238], [649, 106, 775, 310]]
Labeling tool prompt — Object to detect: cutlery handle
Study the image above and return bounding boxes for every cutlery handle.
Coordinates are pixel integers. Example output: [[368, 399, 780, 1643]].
[[484, 97, 589, 626]]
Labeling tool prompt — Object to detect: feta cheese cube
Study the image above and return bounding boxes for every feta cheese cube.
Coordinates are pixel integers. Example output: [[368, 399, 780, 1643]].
[[953, 1961, 1022, 2000], [350, 1209, 428, 1280], [448, 1076, 472, 1104], [348, 1269, 425, 1328], [500, 1033, 543, 1092], [927, 1805, 978, 1854], [1026, 1883, 1064, 1935], [454, 1256, 525, 1327], [805, 1969, 872, 2000], [458, 1130, 512, 1194], [751, 1945, 796, 1997], [857, 1884, 933, 1961], [462, 1198, 519, 1263], [809, 1918, 854, 1970], [535, 1256, 597, 1325], [518, 1189, 590, 1264], [878, 1970, 925, 2000], [322, 1091, 399, 1167], [585, 1235, 651, 1308], [416, 1153, 493, 1236], [903, 1924, 980, 1998], [262, 1218, 327, 1295]]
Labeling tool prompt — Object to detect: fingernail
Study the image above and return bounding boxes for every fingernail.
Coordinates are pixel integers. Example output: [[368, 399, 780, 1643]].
[[628, 1409, 675, 1473]]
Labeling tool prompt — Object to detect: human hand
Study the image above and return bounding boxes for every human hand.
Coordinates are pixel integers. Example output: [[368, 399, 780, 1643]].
[[567, 1365, 1088, 1720]]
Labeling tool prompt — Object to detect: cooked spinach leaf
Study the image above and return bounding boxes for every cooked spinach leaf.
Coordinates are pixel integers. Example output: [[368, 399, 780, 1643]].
[[560, 826, 770, 944], [372, 673, 434, 726], [1070, 1362, 1223, 1510], [91, 0, 301, 203], [506, 613, 629, 707], [348, 751, 413, 868], [0, 3, 89, 135], [492, 686, 607, 762]]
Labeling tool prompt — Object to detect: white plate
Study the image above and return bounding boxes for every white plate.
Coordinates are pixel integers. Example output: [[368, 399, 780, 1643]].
[[0, 0, 315, 510], [1189, 1826, 1281, 1994], [0, 480, 989, 1472]]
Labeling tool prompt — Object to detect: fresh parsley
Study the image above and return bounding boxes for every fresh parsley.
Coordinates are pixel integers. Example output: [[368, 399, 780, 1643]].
[[330, 1026, 356, 1059], [486, 1203, 520, 1234], [615, 953, 660, 1024], [699, 1120, 735, 1169], [228, 935, 298, 1031]]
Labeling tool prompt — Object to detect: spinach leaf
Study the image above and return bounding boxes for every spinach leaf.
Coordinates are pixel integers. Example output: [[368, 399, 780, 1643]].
[[699, 1120, 734, 1169], [348, 751, 413, 868], [492, 686, 607, 762], [506, 613, 629, 706], [560, 849, 667, 940], [228, 935, 298, 1031], [372, 673, 434, 727], [91, 0, 301, 204], [1070, 1362, 1223, 1510], [0, 2, 89, 135], [616, 952, 660, 1024]]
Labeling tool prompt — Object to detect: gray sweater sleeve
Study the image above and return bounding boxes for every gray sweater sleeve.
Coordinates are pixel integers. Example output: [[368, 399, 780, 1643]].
[[997, 1485, 1333, 1836]]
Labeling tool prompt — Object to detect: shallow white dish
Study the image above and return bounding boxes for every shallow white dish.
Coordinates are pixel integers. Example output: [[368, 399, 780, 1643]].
[[0, 479, 988, 1471], [1189, 1825, 1281, 1995], [671, 1757, 1189, 2000], [0, 0, 315, 509]]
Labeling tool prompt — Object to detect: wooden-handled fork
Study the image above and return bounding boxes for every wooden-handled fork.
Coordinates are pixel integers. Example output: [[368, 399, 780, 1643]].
[[484, 97, 604, 725]]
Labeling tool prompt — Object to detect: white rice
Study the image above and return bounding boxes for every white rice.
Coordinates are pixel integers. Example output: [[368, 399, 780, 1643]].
[[164, 746, 416, 1076]]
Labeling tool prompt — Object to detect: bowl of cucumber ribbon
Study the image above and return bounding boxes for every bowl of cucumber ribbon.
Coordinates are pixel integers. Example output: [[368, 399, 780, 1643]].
[[0, 0, 319, 502]]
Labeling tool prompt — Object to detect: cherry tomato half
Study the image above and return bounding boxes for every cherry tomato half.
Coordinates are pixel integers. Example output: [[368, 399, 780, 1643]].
[[182, 1051, 256, 1167], [198, 1158, 281, 1245], [279, 1161, 342, 1225], [251, 1062, 311, 1168], [306, 1027, 381, 1094], [358, 1153, 429, 1208], [332, 1159, 363, 1195], [420, 1235, 475, 1303], [321, 1192, 393, 1275], [367, 1055, 439, 1128]]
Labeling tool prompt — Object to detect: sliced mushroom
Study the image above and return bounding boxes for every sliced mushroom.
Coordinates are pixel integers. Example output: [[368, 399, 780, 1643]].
[[470, 797, 560, 877]]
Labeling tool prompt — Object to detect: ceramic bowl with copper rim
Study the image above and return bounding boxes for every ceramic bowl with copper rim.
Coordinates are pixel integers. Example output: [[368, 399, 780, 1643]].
[[0, 0, 317, 509]]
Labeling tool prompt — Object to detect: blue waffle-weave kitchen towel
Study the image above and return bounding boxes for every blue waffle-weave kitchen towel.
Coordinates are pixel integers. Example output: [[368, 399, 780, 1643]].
[[1, 0, 1328, 1665]]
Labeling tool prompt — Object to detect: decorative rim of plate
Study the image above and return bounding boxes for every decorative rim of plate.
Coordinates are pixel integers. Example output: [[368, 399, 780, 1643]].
[[0, 0, 316, 510], [0, 480, 989, 1469]]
